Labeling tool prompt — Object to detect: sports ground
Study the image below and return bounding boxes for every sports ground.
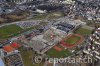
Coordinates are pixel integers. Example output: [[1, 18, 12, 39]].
[[74, 27, 92, 36], [46, 44, 72, 58], [61, 34, 84, 48], [46, 34, 84, 58], [0, 24, 23, 39]]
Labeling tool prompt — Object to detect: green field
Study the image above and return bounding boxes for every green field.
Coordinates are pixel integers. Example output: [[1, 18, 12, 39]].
[[19, 48, 43, 66], [64, 36, 81, 45], [46, 45, 72, 58], [74, 27, 92, 36], [0, 24, 42, 39], [47, 12, 64, 19], [33, 14, 47, 20], [0, 24, 23, 39], [32, 11, 64, 20]]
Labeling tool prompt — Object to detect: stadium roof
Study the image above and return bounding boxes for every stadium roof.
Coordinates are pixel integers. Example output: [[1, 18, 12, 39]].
[[10, 42, 21, 49], [3, 45, 14, 52], [0, 58, 5, 66]]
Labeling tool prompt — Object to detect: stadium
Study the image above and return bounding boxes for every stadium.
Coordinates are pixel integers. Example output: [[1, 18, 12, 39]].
[[60, 34, 84, 48], [46, 34, 84, 58]]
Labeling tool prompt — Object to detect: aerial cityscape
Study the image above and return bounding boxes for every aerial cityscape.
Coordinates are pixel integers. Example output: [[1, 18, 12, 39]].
[[0, 0, 100, 66]]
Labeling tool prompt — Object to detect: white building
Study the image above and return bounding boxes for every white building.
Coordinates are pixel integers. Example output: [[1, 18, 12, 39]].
[[36, 9, 47, 13]]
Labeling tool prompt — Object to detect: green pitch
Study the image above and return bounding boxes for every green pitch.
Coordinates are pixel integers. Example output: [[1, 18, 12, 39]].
[[0, 24, 23, 39], [46, 45, 72, 58], [64, 35, 81, 45], [74, 27, 92, 36]]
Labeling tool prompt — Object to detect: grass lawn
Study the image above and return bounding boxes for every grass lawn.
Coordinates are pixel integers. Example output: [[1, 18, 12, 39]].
[[74, 27, 92, 36], [0, 24, 23, 39], [0, 24, 42, 39], [47, 12, 64, 19], [33, 14, 47, 20], [19, 48, 43, 66], [46, 45, 72, 58], [32, 11, 64, 20], [19, 48, 34, 66], [64, 36, 81, 45]]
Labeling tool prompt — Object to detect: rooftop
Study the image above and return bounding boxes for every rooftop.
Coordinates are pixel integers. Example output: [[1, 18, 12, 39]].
[[10, 42, 21, 49], [3, 45, 15, 52]]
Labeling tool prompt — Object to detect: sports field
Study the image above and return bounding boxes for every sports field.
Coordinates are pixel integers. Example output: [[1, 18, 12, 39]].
[[61, 34, 84, 48], [0, 24, 23, 39], [74, 27, 92, 36], [64, 35, 81, 45], [19, 48, 44, 66], [46, 44, 72, 58]]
